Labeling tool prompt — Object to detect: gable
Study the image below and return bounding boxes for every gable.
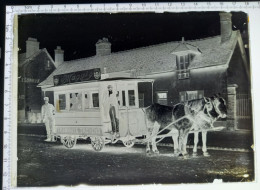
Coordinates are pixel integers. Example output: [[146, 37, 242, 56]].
[[227, 43, 250, 93], [20, 49, 56, 82]]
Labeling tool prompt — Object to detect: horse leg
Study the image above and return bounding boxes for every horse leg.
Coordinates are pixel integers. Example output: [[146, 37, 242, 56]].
[[146, 141, 151, 154], [202, 131, 209, 157], [182, 131, 189, 156], [172, 130, 180, 156], [178, 129, 185, 155], [151, 122, 160, 154], [192, 131, 199, 156]]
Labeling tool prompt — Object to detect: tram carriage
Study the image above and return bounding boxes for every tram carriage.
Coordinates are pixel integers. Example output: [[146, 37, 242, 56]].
[[40, 68, 154, 151], [40, 68, 225, 154]]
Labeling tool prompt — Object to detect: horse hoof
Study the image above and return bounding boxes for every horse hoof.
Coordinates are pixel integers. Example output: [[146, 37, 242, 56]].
[[192, 152, 198, 157], [183, 152, 188, 156], [203, 152, 210, 157], [174, 152, 181, 157], [153, 150, 160, 154]]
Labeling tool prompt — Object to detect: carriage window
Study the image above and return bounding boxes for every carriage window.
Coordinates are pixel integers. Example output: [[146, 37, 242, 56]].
[[92, 93, 99, 108], [70, 93, 82, 111], [156, 92, 168, 105], [57, 94, 66, 111], [128, 90, 135, 106], [84, 93, 90, 110], [138, 82, 153, 107], [122, 91, 126, 106], [139, 93, 144, 108]]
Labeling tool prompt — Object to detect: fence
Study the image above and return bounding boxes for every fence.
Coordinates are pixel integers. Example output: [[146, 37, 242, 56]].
[[236, 94, 252, 119]]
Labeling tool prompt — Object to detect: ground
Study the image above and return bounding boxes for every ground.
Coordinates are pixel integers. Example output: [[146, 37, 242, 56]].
[[17, 135, 254, 187]]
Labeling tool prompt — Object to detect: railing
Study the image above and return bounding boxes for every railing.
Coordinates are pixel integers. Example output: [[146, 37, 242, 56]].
[[236, 94, 252, 119]]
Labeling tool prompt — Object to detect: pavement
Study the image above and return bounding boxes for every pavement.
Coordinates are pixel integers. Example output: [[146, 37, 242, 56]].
[[17, 135, 255, 187]]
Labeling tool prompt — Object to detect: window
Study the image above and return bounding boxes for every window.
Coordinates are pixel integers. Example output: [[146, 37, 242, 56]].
[[138, 82, 153, 107], [84, 93, 90, 110], [178, 72, 190, 80], [177, 54, 190, 80], [92, 93, 99, 108], [187, 91, 198, 101], [139, 93, 144, 108], [70, 93, 82, 111], [156, 92, 168, 105], [180, 56, 184, 69], [122, 91, 126, 106], [179, 90, 204, 102], [45, 60, 51, 70], [58, 94, 66, 111], [177, 55, 189, 70], [128, 90, 135, 106]]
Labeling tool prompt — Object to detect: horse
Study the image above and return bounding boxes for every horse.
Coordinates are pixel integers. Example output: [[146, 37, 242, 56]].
[[144, 95, 227, 156]]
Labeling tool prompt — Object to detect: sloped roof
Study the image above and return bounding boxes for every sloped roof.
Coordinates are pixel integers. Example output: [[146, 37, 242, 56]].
[[172, 41, 201, 53], [39, 31, 240, 87], [18, 53, 26, 64], [19, 48, 55, 68]]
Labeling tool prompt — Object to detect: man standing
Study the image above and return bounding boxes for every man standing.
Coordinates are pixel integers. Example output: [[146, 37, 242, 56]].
[[41, 97, 56, 142], [102, 85, 120, 138]]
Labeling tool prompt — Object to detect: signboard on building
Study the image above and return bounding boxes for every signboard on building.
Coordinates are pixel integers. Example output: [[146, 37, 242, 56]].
[[53, 68, 101, 86]]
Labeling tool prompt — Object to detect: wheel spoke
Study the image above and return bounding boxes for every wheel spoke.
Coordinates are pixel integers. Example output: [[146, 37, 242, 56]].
[[62, 136, 76, 149], [91, 137, 104, 151], [123, 140, 135, 148]]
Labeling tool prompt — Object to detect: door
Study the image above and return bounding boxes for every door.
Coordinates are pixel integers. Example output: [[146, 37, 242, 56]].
[[116, 82, 147, 137]]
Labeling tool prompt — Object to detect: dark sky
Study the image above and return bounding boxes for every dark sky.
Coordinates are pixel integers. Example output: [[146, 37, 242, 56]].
[[18, 12, 248, 61]]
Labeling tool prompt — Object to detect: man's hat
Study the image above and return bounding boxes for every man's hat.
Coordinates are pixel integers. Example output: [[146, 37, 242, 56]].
[[44, 97, 49, 101]]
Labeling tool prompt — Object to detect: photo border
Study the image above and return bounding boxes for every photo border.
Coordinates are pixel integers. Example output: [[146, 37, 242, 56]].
[[3, 2, 260, 190]]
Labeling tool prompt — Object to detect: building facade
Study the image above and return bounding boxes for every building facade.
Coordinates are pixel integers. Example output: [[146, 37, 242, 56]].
[[39, 13, 251, 130], [18, 38, 64, 123]]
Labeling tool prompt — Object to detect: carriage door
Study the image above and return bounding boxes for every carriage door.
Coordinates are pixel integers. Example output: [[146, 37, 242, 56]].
[[117, 82, 146, 137]]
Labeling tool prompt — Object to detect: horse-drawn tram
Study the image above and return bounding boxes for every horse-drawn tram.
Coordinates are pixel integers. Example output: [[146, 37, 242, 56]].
[[40, 68, 227, 155], [40, 68, 154, 151]]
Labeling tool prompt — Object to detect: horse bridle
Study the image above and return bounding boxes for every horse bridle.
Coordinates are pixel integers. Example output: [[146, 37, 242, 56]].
[[203, 97, 226, 127]]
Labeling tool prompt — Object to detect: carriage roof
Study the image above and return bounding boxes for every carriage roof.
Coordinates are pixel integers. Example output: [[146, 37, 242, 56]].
[[39, 77, 154, 90]]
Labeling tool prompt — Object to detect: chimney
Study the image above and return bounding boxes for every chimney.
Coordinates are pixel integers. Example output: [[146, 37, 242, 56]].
[[219, 12, 232, 43], [54, 46, 64, 68], [26, 37, 40, 58], [95, 38, 111, 56]]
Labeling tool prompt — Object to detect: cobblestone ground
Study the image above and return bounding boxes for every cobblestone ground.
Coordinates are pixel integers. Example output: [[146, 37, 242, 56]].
[[17, 135, 254, 187]]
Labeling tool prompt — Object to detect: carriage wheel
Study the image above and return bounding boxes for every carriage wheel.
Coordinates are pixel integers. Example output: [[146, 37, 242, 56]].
[[62, 136, 77, 149], [123, 140, 135, 148], [91, 137, 105, 151]]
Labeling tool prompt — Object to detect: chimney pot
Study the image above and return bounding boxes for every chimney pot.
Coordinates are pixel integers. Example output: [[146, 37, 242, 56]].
[[95, 38, 111, 56], [26, 37, 40, 58], [182, 37, 185, 43], [54, 46, 64, 68], [219, 12, 232, 43]]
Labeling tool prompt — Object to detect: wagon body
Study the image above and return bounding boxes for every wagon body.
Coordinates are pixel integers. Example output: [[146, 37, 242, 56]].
[[42, 76, 154, 150]]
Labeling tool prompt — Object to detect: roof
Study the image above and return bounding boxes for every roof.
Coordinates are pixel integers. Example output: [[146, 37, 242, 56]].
[[18, 48, 56, 68], [172, 40, 201, 54], [39, 31, 240, 87], [18, 53, 26, 64]]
